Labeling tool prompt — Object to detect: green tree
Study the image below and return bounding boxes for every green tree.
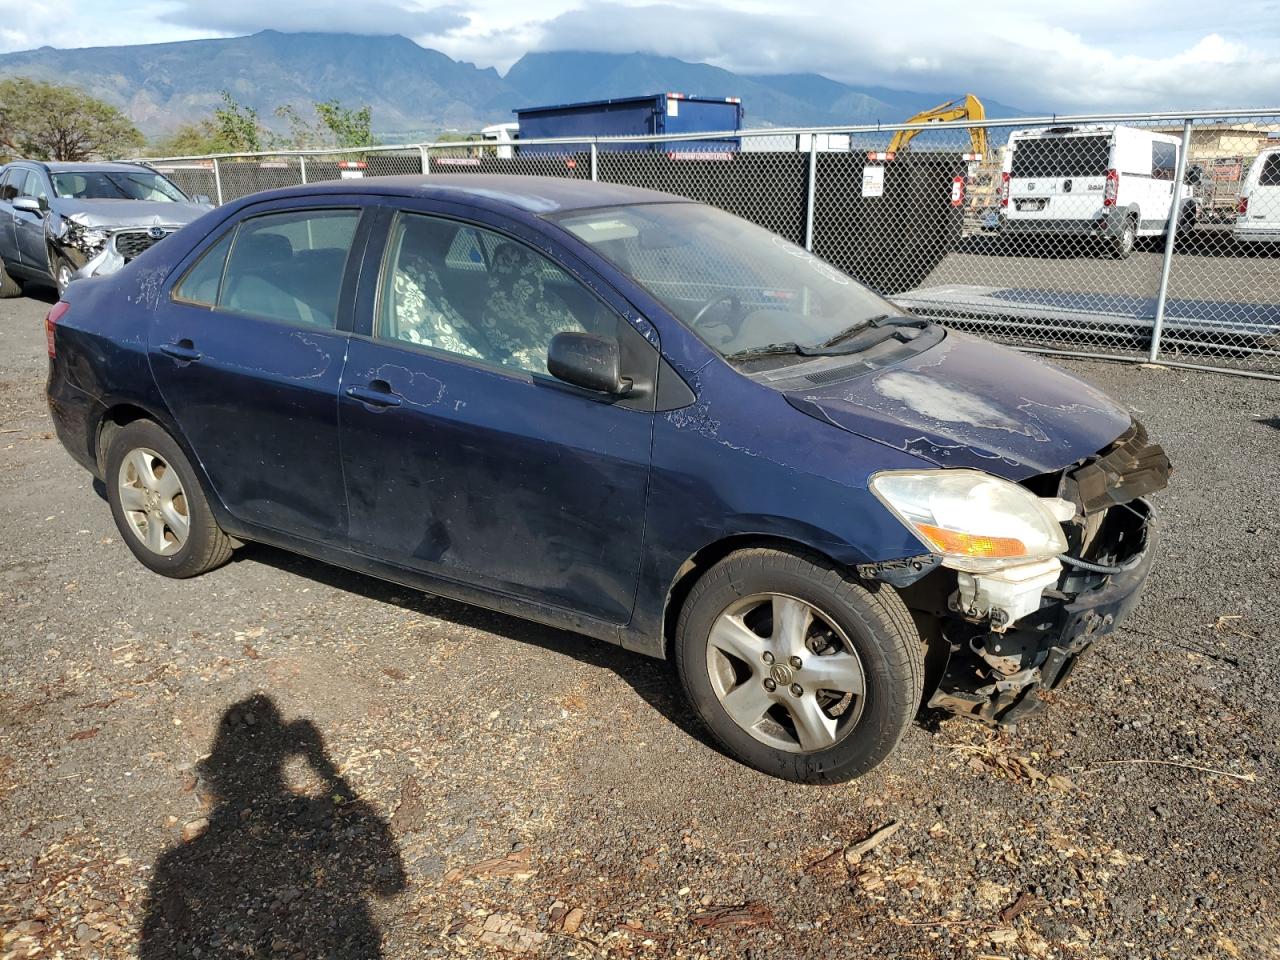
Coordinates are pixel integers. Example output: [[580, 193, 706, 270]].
[[272, 100, 377, 150], [213, 91, 263, 153], [0, 78, 143, 161], [314, 100, 376, 149], [150, 119, 222, 157]]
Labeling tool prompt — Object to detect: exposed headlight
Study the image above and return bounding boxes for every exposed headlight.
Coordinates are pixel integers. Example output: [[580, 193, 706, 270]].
[[80, 228, 109, 247], [870, 469, 1068, 573]]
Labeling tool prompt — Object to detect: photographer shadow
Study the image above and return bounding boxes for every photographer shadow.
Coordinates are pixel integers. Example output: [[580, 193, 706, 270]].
[[140, 694, 405, 959]]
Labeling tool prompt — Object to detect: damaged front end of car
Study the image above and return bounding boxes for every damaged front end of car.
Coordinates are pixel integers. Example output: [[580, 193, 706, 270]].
[[47, 210, 187, 286], [863, 421, 1171, 729]]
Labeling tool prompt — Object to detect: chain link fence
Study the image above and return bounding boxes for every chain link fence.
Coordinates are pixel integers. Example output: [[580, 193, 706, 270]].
[[139, 108, 1280, 379]]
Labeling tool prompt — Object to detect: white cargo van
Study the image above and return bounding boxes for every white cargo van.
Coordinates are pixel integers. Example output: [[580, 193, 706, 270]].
[[998, 125, 1196, 258], [1233, 146, 1280, 243]]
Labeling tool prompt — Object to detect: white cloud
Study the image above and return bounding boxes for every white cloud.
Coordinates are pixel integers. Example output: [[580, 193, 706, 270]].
[[0, 0, 1278, 112]]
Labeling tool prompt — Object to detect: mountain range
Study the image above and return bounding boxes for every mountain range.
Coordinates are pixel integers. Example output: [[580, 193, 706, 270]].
[[0, 30, 1028, 142]]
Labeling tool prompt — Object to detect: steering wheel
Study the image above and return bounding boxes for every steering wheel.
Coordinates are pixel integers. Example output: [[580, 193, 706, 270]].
[[691, 294, 744, 330]]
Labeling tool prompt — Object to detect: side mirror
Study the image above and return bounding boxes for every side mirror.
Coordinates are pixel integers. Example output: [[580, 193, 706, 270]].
[[1184, 165, 1204, 186], [547, 331, 632, 395], [193, 194, 213, 205], [13, 196, 44, 214]]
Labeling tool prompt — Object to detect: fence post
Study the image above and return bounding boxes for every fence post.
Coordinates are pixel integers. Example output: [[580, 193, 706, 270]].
[[1148, 119, 1193, 363], [419, 145, 430, 175], [590, 141, 598, 182], [804, 134, 818, 251], [212, 158, 224, 205], [298, 154, 308, 185]]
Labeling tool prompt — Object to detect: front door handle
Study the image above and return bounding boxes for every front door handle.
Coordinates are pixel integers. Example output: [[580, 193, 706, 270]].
[[160, 339, 201, 363], [346, 381, 403, 408]]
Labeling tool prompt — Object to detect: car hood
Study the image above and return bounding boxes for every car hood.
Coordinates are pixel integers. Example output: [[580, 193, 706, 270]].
[[783, 331, 1133, 480], [50, 199, 211, 229]]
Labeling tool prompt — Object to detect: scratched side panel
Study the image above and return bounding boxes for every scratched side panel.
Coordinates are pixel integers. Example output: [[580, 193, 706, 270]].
[[149, 301, 352, 546]]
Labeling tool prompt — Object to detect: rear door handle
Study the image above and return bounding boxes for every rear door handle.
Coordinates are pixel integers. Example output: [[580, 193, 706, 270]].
[[346, 381, 403, 408], [160, 339, 201, 363]]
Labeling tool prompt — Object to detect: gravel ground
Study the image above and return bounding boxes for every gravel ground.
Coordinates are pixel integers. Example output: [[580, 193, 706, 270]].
[[1, 290, 1277, 959]]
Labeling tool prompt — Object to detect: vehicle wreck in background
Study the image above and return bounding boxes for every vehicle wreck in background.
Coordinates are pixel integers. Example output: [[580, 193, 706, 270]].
[[0, 161, 210, 297]]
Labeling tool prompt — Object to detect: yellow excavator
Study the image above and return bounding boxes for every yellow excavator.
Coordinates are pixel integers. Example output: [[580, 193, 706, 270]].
[[887, 94, 989, 159]]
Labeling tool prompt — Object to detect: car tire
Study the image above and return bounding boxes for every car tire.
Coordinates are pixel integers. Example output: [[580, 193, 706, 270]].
[[0, 260, 21, 299], [675, 547, 923, 784], [105, 419, 234, 578], [1110, 217, 1137, 259], [52, 253, 76, 299]]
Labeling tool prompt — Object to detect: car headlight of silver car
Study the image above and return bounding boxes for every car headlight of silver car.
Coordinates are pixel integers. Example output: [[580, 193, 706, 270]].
[[870, 469, 1068, 573]]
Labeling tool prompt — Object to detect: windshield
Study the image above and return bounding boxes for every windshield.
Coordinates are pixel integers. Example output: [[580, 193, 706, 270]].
[[51, 170, 189, 202], [552, 202, 902, 360]]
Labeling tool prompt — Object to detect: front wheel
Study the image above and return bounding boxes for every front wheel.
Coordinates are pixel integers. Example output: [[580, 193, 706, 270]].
[[675, 548, 923, 784], [53, 253, 77, 298], [105, 419, 234, 578]]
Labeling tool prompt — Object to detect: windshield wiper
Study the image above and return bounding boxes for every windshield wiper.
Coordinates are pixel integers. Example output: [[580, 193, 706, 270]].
[[798, 314, 931, 357], [724, 342, 804, 362], [814, 313, 927, 349]]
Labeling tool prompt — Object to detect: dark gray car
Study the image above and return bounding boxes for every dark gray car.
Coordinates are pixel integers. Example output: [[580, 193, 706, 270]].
[[0, 160, 212, 297]]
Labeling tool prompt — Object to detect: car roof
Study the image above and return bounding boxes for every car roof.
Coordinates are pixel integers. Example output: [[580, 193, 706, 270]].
[[240, 174, 691, 215], [6, 160, 153, 174]]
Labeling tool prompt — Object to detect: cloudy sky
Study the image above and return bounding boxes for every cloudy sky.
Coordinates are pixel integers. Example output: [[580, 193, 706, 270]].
[[1, 0, 1278, 111]]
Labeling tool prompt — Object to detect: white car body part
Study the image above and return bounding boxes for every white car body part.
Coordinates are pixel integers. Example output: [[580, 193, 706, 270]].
[[1000, 124, 1192, 240], [1233, 146, 1280, 243]]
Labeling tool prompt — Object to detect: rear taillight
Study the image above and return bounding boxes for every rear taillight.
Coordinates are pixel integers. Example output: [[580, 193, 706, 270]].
[[999, 171, 1010, 207], [46, 301, 69, 358], [1103, 168, 1119, 207], [1238, 196, 1249, 216]]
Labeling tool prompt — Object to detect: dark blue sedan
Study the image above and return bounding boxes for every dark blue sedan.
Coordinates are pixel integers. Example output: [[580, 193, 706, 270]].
[[46, 176, 1169, 782]]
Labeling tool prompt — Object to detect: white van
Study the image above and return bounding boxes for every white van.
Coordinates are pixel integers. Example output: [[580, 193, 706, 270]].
[[481, 123, 519, 159], [1233, 146, 1280, 243], [998, 125, 1196, 258]]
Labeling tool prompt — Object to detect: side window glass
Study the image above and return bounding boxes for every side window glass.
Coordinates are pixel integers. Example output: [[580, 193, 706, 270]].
[[0, 171, 15, 202], [1151, 142, 1176, 181], [26, 172, 49, 201], [217, 209, 359, 328], [1260, 154, 1280, 188], [380, 214, 593, 376], [444, 227, 486, 271], [173, 229, 235, 306], [13, 171, 34, 198]]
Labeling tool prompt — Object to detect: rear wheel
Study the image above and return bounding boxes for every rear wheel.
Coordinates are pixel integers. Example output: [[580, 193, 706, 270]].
[[0, 260, 21, 298], [1110, 217, 1137, 259], [675, 548, 923, 784], [105, 420, 234, 578]]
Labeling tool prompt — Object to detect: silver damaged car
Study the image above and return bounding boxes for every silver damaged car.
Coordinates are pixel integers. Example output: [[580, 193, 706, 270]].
[[0, 160, 212, 297]]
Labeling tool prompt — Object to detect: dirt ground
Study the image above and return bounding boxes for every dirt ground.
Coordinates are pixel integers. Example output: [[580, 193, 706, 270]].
[[1, 290, 1277, 959]]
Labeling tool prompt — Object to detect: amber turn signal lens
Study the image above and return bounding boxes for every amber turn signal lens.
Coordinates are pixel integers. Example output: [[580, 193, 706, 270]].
[[915, 523, 1027, 558]]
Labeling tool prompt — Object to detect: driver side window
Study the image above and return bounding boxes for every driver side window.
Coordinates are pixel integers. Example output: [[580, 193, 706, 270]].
[[379, 213, 594, 376]]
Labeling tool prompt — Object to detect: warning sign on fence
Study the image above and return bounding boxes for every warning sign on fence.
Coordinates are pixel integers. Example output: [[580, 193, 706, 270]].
[[861, 165, 885, 198]]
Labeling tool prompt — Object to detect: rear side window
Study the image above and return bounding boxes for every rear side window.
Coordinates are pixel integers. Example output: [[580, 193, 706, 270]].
[[1152, 141, 1177, 181], [1011, 136, 1110, 178], [1260, 153, 1280, 187], [171, 209, 359, 325], [173, 230, 235, 306]]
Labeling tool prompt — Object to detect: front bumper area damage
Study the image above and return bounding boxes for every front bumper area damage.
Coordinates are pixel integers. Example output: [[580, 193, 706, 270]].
[[929, 498, 1155, 728], [877, 421, 1170, 729]]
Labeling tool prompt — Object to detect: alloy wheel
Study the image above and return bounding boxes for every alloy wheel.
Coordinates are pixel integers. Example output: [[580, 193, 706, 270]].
[[117, 447, 190, 556], [705, 593, 866, 753]]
